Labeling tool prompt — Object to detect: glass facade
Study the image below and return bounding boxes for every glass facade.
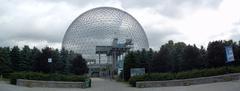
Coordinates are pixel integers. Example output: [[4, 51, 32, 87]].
[[62, 7, 149, 61]]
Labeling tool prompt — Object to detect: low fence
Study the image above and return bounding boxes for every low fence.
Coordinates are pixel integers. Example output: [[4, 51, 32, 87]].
[[16, 79, 90, 88], [136, 73, 240, 88]]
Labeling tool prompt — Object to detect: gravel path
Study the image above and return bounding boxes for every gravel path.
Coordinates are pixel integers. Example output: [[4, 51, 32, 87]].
[[1, 78, 240, 91]]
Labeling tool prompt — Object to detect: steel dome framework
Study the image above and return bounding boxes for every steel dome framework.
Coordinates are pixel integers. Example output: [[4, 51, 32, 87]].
[[62, 7, 149, 62]]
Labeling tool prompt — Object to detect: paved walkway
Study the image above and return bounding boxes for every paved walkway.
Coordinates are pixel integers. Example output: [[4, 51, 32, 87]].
[[1, 78, 240, 91]]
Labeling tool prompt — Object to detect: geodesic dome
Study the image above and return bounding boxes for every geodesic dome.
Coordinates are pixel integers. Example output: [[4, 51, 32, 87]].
[[62, 7, 149, 60]]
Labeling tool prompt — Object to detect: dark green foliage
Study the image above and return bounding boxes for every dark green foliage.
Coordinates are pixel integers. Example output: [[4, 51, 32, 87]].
[[20, 45, 32, 71], [123, 52, 137, 80], [0, 47, 12, 74], [52, 49, 61, 73], [0, 45, 88, 77], [2, 39, 240, 81], [33, 47, 52, 73], [129, 66, 240, 87], [70, 54, 88, 75], [123, 49, 155, 80], [10, 46, 24, 71], [207, 41, 226, 67], [124, 40, 240, 81], [60, 48, 69, 74], [151, 45, 170, 73], [181, 45, 205, 70], [31, 47, 41, 71], [151, 41, 187, 73], [170, 42, 186, 72], [129, 73, 175, 87], [8, 72, 89, 84]]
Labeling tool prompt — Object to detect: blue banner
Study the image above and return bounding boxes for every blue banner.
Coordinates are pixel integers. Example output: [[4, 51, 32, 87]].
[[225, 46, 234, 63]]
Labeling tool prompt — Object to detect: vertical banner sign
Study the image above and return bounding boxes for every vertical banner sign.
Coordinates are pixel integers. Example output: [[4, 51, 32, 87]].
[[225, 46, 234, 63], [117, 60, 123, 75]]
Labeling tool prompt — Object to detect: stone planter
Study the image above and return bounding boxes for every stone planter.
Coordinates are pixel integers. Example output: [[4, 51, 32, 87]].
[[136, 73, 240, 88], [16, 79, 90, 88]]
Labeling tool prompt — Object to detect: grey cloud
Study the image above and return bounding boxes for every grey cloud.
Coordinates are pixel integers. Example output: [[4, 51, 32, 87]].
[[0, 0, 225, 49], [0, 0, 122, 48], [121, 0, 223, 18], [229, 28, 240, 41], [146, 27, 182, 49], [121, 0, 222, 9], [0, 0, 76, 47], [41, 0, 116, 7], [228, 20, 240, 41]]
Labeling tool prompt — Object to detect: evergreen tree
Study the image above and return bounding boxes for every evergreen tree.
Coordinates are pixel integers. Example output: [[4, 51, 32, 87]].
[[10, 46, 23, 71], [181, 45, 203, 70], [60, 48, 69, 74], [70, 54, 88, 75], [31, 47, 41, 71], [199, 46, 208, 68], [20, 45, 32, 71], [123, 52, 137, 80], [0, 47, 12, 75], [52, 49, 62, 73], [146, 48, 154, 73], [34, 47, 52, 73], [152, 44, 171, 73], [171, 42, 186, 72], [207, 41, 226, 67]]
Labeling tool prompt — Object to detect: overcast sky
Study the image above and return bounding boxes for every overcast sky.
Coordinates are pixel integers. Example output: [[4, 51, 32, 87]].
[[1, 0, 240, 50]]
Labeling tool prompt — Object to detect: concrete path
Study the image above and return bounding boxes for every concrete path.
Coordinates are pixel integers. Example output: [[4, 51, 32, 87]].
[[1, 78, 240, 91]]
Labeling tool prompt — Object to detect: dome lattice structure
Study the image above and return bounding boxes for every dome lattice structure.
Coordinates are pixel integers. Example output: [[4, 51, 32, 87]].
[[62, 7, 149, 61]]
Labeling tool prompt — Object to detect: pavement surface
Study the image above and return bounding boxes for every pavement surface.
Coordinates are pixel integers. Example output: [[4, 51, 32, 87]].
[[1, 78, 240, 91]]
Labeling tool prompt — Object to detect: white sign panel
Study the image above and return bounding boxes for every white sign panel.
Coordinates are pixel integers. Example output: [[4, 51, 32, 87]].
[[130, 68, 145, 77], [48, 58, 52, 63]]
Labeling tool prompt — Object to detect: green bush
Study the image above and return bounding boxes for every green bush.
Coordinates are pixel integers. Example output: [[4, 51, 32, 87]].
[[9, 72, 26, 84], [129, 73, 175, 86], [8, 72, 89, 84], [129, 66, 240, 87], [129, 75, 144, 87]]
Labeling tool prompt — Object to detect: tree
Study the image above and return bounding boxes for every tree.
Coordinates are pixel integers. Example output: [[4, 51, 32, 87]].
[[10, 46, 23, 71], [70, 54, 88, 75], [0, 47, 12, 75], [59, 48, 69, 74], [235, 41, 240, 65], [181, 45, 204, 70], [137, 49, 148, 71], [123, 52, 137, 80], [20, 45, 32, 71], [52, 49, 61, 73], [33, 47, 52, 73], [207, 41, 226, 67], [151, 41, 186, 72], [146, 48, 155, 73], [152, 42, 172, 73], [0, 55, 9, 74], [171, 42, 186, 72], [199, 46, 208, 68], [31, 47, 41, 71]]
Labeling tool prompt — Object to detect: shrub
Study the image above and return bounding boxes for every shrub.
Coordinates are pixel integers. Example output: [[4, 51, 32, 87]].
[[8, 72, 89, 84], [9, 72, 26, 84], [129, 75, 144, 87], [129, 66, 240, 87]]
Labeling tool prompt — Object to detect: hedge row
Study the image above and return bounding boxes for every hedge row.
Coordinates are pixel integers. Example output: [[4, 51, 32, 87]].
[[129, 66, 240, 87], [7, 72, 89, 84]]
